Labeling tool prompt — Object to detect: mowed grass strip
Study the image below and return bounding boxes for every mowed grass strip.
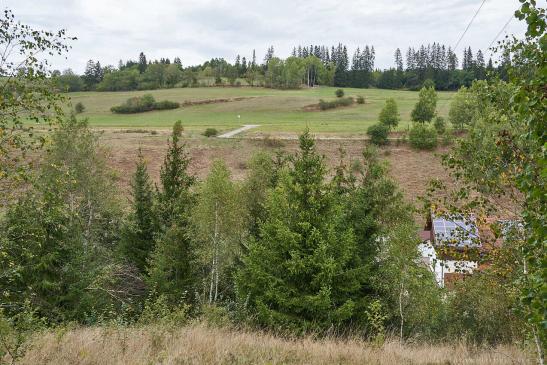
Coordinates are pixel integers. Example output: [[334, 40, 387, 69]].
[[67, 86, 455, 135]]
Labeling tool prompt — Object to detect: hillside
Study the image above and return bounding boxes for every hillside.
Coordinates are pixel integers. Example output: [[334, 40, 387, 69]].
[[67, 86, 455, 135]]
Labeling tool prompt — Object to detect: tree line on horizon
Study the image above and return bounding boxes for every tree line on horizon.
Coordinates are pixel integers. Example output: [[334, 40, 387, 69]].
[[53, 42, 510, 93]]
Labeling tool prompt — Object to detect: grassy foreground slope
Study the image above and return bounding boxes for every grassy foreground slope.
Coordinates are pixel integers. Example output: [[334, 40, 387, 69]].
[[68, 87, 455, 135], [18, 324, 532, 365]]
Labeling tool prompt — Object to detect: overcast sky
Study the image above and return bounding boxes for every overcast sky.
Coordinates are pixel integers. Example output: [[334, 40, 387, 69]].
[[4, 0, 528, 73]]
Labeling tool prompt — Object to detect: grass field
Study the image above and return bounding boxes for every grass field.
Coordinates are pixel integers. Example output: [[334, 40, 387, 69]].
[[18, 324, 533, 365], [68, 86, 455, 136]]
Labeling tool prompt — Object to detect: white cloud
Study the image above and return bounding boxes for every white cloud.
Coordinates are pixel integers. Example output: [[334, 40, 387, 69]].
[[3, 0, 527, 72]]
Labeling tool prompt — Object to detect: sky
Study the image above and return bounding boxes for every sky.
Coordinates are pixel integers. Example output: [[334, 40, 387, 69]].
[[3, 0, 530, 73]]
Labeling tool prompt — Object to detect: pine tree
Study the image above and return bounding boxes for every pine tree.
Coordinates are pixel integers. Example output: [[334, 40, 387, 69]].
[[486, 57, 494, 74], [235, 54, 241, 74], [241, 56, 247, 75], [83, 59, 98, 89], [138, 52, 147, 73], [236, 130, 368, 332], [394, 48, 403, 72], [447, 47, 458, 70], [475, 49, 485, 79], [406, 47, 415, 70], [120, 149, 155, 273], [264, 46, 275, 65]]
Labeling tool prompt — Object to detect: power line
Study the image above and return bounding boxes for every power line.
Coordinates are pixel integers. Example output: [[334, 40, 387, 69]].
[[454, 0, 488, 51], [487, 14, 513, 51]]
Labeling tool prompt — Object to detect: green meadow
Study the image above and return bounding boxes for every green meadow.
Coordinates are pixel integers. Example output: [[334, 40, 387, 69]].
[[68, 86, 455, 135]]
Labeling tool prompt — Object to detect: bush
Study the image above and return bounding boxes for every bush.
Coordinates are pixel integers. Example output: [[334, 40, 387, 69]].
[[0, 302, 45, 362], [409, 124, 438, 150], [367, 123, 390, 145], [318, 97, 354, 111], [433, 116, 446, 134], [356, 95, 365, 104], [138, 294, 189, 327], [203, 128, 218, 137], [111, 94, 179, 114], [263, 135, 285, 148], [153, 100, 180, 110], [340, 97, 354, 106], [441, 128, 454, 146], [74, 102, 85, 114], [335, 89, 345, 97], [111, 94, 156, 113]]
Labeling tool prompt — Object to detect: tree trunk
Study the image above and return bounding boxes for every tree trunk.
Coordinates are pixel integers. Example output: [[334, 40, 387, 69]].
[[209, 202, 220, 304], [532, 318, 545, 365], [208, 253, 215, 304], [399, 279, 405, 341]]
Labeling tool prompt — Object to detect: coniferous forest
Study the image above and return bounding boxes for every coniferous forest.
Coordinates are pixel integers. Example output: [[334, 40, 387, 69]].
[[55, 42, 507, 93]]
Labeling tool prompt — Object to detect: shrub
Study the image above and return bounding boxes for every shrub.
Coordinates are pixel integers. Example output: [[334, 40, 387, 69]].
[[356, 95, 365, 104], [441, 128, 454, 146], [74, 102, 85, 114], [318, 99, 332, 110], [335, 89, 345, 97], [0, 301, 45, 362], [153, 100, 180, 110], [263, 135, 285, 148], [422, 78, 435, 89], [138, 294, 189, 327], [367, 123, 390, 145], [409, 124, 438, 150], [203, 128, 218, 137], [337, 97, 353, 107], [111, 94, 156, 113], [433, 116, 446, 134], [318, 97, 354, 111], [111, 94, 179, 114]]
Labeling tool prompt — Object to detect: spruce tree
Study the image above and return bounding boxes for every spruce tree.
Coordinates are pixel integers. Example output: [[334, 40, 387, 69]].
[[236, 130, 368, 332], [155, 121, 195, 228], [138, 52, 147, 73], [147, 121, 197, 304], [120, 149, 155, 272], [394, 48, 404, 72]]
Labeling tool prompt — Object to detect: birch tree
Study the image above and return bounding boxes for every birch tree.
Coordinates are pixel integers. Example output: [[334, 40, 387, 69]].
[[192, 160, 246, 304]]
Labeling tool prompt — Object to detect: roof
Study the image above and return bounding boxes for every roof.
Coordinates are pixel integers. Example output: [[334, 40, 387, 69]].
[[432, 215, 480, 249]]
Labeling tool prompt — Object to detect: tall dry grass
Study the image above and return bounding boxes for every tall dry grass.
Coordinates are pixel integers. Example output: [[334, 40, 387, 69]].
[[17, 323, 533, 365]]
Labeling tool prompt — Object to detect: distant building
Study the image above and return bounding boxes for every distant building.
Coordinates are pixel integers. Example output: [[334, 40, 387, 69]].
[[418, 214, 481, 288], [418, 214, 523, 288]]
